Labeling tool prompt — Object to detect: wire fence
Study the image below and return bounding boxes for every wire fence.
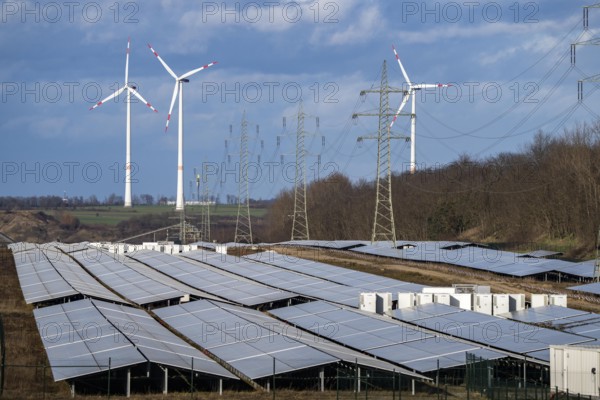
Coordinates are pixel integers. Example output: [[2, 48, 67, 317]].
[[0, 360, 597, 399]]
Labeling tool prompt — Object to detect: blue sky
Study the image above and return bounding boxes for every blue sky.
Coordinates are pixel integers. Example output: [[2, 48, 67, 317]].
[[1, 0, 599, 203]]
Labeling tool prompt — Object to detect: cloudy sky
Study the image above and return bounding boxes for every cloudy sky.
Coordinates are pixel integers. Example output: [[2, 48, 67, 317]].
[[2, 0, 599, 202]]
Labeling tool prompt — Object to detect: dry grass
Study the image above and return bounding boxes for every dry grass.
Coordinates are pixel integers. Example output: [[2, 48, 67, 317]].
[[0, 248, 71, 399]]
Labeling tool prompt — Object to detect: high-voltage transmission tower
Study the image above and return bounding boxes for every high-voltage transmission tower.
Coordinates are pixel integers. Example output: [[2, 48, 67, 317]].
[[278, 101, 324, 241], [292, 101, 309, 241], [574, 4, 600, 102], [194, 168, 211, 242], [227, 112, 261, 244], [352, 60, 408, 246]]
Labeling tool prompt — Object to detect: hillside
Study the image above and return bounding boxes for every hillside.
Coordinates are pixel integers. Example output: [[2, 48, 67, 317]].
[[263, 123, 600, 259]]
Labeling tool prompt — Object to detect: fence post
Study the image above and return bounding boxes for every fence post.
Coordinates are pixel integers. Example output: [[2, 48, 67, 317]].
[[43, 363, 46, 400], [392, 369, 395, 400], [399, 371, 402, 400], [437, 359, 440, 400], [272, 357, 275, 400], [336, 368, 339, 400], [190, 357, 194, 399], [107, 357, 112, 400]]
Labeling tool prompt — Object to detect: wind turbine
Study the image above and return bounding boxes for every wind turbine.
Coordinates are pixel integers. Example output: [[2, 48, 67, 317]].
[[148, 44, 217, 211], [390, 45, 451, 174], [90, 38, 158, 207]]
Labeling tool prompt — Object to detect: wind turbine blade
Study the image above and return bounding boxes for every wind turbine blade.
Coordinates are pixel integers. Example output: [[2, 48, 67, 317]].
[[89, 86, 126, 110], [392, 45, 411, 85], [412, 83, 452, 89], [179, 61, 218, 80], [389, 93, 410, 129], [148, 43, 178, 79], [127, 86, 158, 113], [125, 37, 130, 84], [165, 81, 179, 132]]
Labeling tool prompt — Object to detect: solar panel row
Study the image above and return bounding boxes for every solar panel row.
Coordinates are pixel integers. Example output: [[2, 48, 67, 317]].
[[182, 251, 365, 307], [128, 250, 296, 306], [281, 240, 594, 279], [34, 299, 234, 381], [269, 301, 507, 373], [245, 251, 425, 298], [390, 303, 595, 362], [13, 246, 124, 304], [502, 305, 600, 341], [155, 300, 338, 379], [71, 251, 186, 305]]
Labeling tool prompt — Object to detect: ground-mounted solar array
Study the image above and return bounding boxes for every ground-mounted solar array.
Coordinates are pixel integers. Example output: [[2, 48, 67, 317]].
[[71, 250, 187, 306], [182, 251, 367, 307], [155, 300, 337, 379], [34, 299, 235, 381], [390, 303, 594, 362], [279, 240, 596, 280], [13, 245, 124, 304], [269, 301, 508, 372], [10, 240, 600, 395], [502, 305, 600, 340], [128, 249, 297, 306], [245, 251, 425, 297]]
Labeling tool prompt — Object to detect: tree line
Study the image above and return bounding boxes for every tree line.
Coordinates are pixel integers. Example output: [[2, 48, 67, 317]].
[[261, 122, 600, 256]]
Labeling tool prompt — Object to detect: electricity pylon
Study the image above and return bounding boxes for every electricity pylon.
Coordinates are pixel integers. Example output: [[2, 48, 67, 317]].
[[233, 112, 253, 244], [291, 101, 309, 241], [353, 60, 408, 247]]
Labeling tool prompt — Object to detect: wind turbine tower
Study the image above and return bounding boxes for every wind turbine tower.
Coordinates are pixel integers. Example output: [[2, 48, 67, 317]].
[[90, 38, 158, 207], [391, 45, 451, 174], [148, 44, 217, 211]]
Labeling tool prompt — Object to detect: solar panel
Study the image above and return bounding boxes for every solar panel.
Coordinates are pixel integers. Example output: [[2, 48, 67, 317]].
[[347, 242, 582, 279], [212, 302, 424, 377], [34, 300, 147, 381], [70, 251, 186, 305], [14, 249, 79, 304], [244, 252, 425, 297], [35, 299, 236, 382], [391, 305, 595, 361], [502, 305, 590, 324], [155, 300, 338, 379], [270, 301, 507, 373], [127, 250, 296, 306], [569, 281, 600, 294], [92, 300, 236, 378], [182, 251, 364, 307]]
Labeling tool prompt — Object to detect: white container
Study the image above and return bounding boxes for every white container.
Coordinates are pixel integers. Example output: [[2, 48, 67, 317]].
[[549, 294, 568, 307], [423, 287, 456, 295], [475, 285, 491, 294], [416, 293, 433, 306], [360, 293, 377, 313], [376, 292, 393, 315], [551, 345, 600, 397], [450, 293, 472, 310], [508, 294, 526, 311], [531, 294, 549, 308], [474, 294, 493, 315], [397, 292, 415, 309], [434, 293, 451, 305], [492, 294, 510, 315]]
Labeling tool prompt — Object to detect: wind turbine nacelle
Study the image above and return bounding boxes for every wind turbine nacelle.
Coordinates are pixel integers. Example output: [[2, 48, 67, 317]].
[[180, 78, 190, 83]]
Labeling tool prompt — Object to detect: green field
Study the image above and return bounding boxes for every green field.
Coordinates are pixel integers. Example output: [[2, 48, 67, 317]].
[[49, 205, 267, 226]]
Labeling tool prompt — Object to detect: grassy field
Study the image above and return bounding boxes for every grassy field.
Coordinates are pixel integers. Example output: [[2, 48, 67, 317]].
[[48, 205, 267, 226]]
